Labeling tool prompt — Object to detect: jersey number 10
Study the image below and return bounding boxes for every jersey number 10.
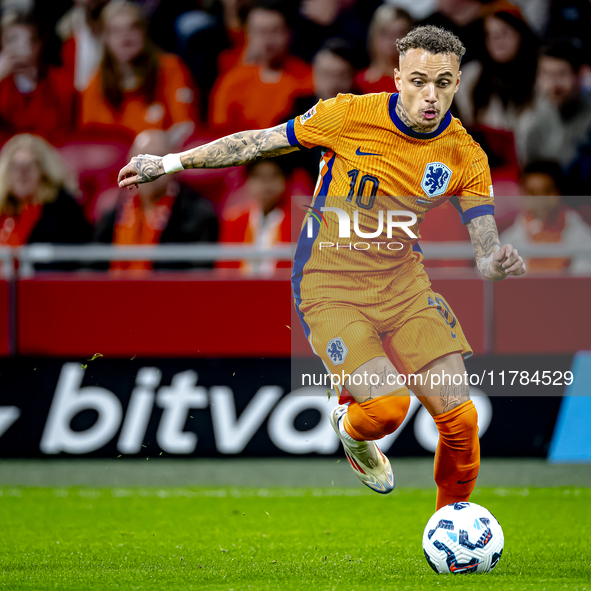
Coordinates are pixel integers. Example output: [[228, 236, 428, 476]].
[[346, 169, 380, 210]]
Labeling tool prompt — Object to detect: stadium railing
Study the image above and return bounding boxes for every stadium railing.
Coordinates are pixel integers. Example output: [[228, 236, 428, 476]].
[[1, 242, 590, 278]]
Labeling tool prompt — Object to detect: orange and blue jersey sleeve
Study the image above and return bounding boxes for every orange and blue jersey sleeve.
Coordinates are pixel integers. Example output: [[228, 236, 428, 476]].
[[286, 93, 352, 150], [449, 147, 495, 224]]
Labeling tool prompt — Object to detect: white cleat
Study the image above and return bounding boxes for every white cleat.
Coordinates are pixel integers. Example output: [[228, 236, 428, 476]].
[[330, 404, 395, 494]]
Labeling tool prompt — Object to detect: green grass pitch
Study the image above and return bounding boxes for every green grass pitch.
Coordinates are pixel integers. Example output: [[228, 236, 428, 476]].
[[0, 486, 589, 590]]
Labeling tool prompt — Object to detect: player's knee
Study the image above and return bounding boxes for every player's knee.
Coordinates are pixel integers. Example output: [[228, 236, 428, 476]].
[[350, 391, 410, 439], [376, 393, 411, 435]]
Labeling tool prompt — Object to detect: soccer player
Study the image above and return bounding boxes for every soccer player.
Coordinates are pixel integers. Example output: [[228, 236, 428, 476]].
[[118, 26, 526, 510]]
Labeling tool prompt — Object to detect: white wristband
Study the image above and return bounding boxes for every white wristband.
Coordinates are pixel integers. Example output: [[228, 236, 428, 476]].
[[162, 153, 184, 174]]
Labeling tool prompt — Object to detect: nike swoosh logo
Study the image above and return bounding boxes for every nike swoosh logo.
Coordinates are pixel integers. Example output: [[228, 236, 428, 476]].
[[356, 147, 381, 156], [457, 476, 478, 484], [450, 561, 479, 573]]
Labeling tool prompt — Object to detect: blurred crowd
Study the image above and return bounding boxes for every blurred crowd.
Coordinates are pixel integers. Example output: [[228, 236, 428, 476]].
[[0, 0, 590, 274]]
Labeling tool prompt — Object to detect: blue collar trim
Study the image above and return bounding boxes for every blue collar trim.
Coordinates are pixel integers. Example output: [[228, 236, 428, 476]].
[[388, 93, 451, 139]]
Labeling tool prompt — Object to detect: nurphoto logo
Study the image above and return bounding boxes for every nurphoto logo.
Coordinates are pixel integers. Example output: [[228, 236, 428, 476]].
[[303, 205, 417, 251]]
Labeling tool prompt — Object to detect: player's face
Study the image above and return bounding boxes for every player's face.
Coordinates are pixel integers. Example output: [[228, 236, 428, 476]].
[[395, 49, 461, 132]]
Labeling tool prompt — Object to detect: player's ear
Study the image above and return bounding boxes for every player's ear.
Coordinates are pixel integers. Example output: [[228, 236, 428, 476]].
[[454, 70, 462, 93], [394, 68, 401, 91]]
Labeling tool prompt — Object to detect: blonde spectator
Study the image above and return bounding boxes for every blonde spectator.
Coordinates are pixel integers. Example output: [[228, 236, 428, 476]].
[[356, 5, 413, 95], [81, 1, 198, 144], [0, 134, 91, 248]]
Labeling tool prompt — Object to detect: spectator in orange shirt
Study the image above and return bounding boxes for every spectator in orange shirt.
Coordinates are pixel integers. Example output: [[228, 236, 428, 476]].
[[220, 158, 313, 273], [501, 161, 591, 275], [80, 1, 198, 145], [356, 5, 413, 95], [0, 11, 76, 145], [209, 0, 314, 134], [95, 129, 218, 272]]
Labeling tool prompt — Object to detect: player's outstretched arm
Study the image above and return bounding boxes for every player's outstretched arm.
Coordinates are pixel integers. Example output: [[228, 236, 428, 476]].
[[118, 123, 297, 188], [467, 214, 526, 281]]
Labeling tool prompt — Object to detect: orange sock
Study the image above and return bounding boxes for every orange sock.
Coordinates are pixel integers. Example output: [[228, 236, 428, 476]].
[[343, 388, 410, 441], [433, 400, 480, 510]]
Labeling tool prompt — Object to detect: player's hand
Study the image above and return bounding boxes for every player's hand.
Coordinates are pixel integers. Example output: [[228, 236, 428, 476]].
[[118, 154, 165, 190], [493, 244, 526, 277]]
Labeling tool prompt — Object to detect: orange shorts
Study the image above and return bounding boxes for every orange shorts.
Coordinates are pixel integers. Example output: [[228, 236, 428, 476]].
[[298, 270, 472, 381]]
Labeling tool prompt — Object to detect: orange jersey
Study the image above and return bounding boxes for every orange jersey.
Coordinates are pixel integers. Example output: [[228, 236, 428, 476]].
[[81, 53, 198, 137], [288, 93, 494, 328], [210, 56, 314, 133]]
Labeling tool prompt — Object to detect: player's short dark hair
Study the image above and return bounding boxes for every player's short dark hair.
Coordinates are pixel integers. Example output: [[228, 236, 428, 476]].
[[539, 38, 585, 73], [314, 38, 355, 68], [396, 25, 466, 63]]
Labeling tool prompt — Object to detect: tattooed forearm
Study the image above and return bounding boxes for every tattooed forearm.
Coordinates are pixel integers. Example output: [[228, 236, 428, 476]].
[[395, 96, 436, 133], [467, 215, 505, 281], [439, 382, 469, 413], [119, 124, 296, 187], [180, 123, 297, 169]]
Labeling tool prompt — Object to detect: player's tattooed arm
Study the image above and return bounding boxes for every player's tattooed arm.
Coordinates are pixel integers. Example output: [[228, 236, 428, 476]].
[[182, 124, 296, 169], [118, 124, 296, 188], [467, 214, 526, 281]]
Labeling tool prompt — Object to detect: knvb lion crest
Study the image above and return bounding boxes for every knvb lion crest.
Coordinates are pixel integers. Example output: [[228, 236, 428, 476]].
[[326, 337, 348, 365], [421, 162, 453, 198]]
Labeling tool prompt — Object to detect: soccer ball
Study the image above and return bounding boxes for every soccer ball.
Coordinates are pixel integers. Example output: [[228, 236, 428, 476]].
[[422, 502, 504, 574]]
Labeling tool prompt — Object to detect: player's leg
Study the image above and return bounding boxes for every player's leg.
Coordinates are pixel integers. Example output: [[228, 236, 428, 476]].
[[382, 290, 479, 509], [304, 302, 412, 443], [339, 355, 411, 443], [302, 302, 411, 493], [409, 353, 480, 511], [327, 352, 411, 494]]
